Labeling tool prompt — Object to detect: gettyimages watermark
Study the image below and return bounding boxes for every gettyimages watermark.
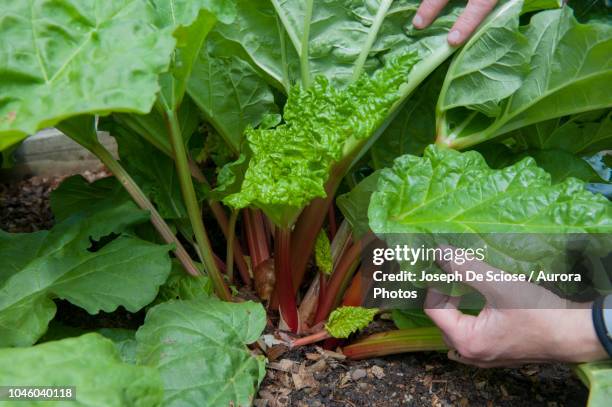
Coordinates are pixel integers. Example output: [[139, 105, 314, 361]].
[[360, 233, 612, 310]]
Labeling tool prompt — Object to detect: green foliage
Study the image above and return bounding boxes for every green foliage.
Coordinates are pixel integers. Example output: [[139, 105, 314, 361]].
[[0, 0, 175, 151], [155, 261, 213, 303], [0, 334, 163, 407], [0, 202, 172, 347], [223, 53, 418, 227], [437, 6, 612, 148], [325, 306, 378, 339], [369, 145, 612, 234], [314, 231, 333, 275], [136, 299, 266, 407]]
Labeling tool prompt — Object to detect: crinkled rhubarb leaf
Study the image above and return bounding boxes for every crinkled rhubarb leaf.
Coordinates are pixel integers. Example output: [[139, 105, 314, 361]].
[[154, 261, 212, 303], [136, 299, 266, 407], [224, 53, 418, 227], [325, 306, 378, 339], [437, 6, 612, 148], [0, 333, 163, 406], [369, 145, 612, 235], [0, 203, 172, 347], [0, 0, 176, 151]]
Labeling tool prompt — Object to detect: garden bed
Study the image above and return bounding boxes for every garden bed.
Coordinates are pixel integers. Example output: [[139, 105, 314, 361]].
[[0, 174, 588, 407]]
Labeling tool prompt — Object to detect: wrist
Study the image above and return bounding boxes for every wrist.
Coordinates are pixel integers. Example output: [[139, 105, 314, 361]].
[[554, 305, 608, 363]]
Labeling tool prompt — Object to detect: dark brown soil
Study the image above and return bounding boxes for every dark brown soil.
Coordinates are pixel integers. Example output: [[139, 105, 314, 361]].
[[1, 173, 589, 407]]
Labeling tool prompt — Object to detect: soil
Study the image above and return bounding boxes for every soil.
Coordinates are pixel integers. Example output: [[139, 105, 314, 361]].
[[1, 173, 589, 407]]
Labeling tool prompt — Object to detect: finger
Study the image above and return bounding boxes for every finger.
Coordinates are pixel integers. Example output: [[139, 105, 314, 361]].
[[448, 0, 498, 46], [424, 289, 475, 341], [413, 0, 450, 29]]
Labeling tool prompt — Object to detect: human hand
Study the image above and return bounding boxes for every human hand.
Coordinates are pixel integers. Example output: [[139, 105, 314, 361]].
[[413, 0, 498, 46], [424, 255, 608, 367]]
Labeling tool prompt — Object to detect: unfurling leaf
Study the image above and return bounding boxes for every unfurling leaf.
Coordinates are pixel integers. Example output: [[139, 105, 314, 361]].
[[315, 231, 333, 275], [325, 306, 378, 339]]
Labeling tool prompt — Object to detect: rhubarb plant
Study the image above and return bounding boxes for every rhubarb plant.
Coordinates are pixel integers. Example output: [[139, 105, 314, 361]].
[[0, 0, 610, 405]]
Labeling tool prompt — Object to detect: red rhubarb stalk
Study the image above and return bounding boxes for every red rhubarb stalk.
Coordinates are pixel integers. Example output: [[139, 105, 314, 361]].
[[342, 327, 447, 360], [244, 208, 270, 268], [275, 227, 299, 333], [291, 330, 330, 348]]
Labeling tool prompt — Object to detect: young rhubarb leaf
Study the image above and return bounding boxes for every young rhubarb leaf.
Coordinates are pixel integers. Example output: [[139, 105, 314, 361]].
[[136, 298, 266, 407], [437, 6, 612, 148], [0, 333, 163, 406], [315, 231, 333, 275], [325, 306, 378, 339], [337, 171, 382, 239], [0, 0, 175, 151], [223, 53, 418, 227], [0, 203, 172, 347]]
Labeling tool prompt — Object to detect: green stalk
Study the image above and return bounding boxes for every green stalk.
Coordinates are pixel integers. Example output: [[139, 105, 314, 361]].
[[300, 0, 313, 87], [86, 142, 201, 277], [342, 328, 447, 360], [226, 209, 239, 284], [351, 0, 393, 81], [164, 108, 231, 301]]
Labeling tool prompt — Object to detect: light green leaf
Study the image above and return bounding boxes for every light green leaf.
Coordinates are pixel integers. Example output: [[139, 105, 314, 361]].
[[136, 299, 267, 407], [314, 231, 332, 275], [223, 53, 418, 227], [0, 333, 163, 407], [325, 306, 378, 339], [0, 203, 172, 347], [0, 0, 175, 151], [438, 6, 612, 148], [576, 361, 612, 407], [369, 145, 612, 235]]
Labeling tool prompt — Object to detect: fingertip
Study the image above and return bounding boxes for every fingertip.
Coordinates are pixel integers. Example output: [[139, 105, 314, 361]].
[[412, 14, 425, 29], [447, 29, 464, 46]]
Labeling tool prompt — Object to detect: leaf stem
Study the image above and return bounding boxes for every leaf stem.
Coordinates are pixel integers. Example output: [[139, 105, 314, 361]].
[[342, 328, 447, 360], [275, 227, 299, 332], [87, 142, 200, 277], [291, 330, 331, 348], [351, 0, 393, 82], [226, 209, 239, 284], [300, 0, 313, 87], [164, 108, 231, 301]]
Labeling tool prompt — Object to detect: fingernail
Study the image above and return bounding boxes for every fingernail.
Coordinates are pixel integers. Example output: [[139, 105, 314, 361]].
[[412, 14, 423, 27], [448, 30, 461, 44]]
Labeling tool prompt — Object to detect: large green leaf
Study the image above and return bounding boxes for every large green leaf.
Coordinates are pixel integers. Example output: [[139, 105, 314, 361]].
[[0, 333, 163, 407], [369, 145, 612, 234], [224, 53, 418, 227], [0, 203, 172, 347], [337, 170, 382, 239], [0, 0, 176, 151], [437, 6, 612, 148], [136, 299, 266, 407]]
